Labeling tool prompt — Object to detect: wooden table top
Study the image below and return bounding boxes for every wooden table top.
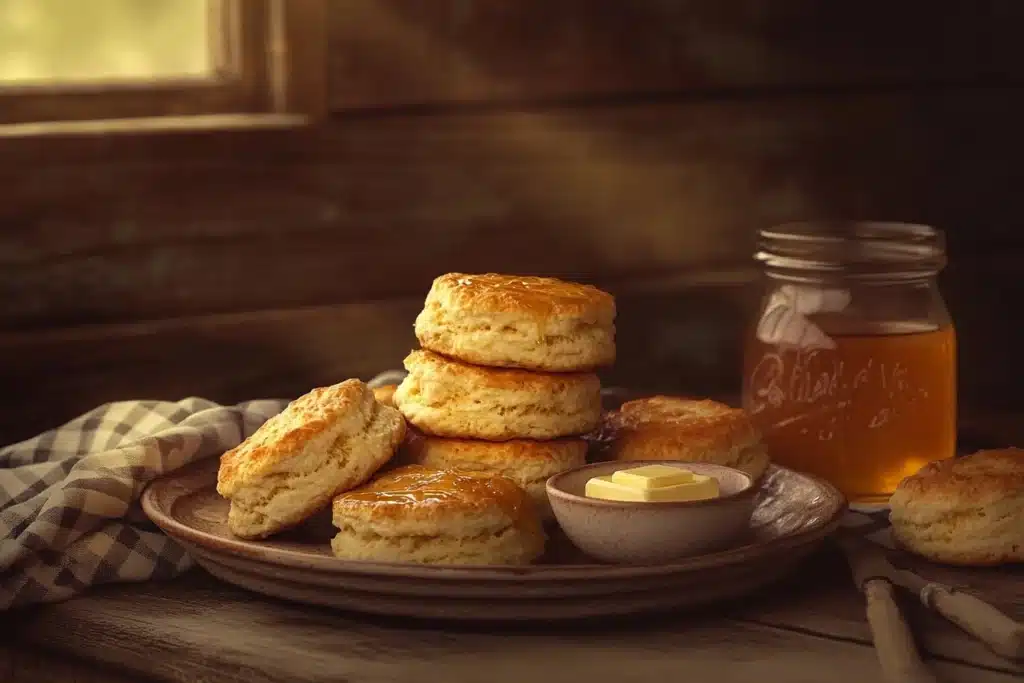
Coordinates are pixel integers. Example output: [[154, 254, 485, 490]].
[[2, 548, 1021, 683]]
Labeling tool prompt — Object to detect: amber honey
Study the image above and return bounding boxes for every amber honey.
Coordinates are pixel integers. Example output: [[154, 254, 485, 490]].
[[743, 320, 956, 503]]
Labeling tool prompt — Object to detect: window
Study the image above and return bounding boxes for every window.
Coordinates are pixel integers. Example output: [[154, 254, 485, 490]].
[[0, 0, 326, 127]]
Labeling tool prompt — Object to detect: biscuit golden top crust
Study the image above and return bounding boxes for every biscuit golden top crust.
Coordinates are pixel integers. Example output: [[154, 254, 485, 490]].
[[404, 349, 599, 392], [332, 464, 533, 524], [893, 448, 1024, 507], [218, 379, 373, 492], [606, 396, 756, 437], [427, 272, 615, 322], [597, 396, 760, 452]]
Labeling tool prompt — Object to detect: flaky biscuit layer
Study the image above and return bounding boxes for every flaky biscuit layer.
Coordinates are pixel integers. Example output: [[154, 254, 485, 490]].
[[415, 272, 615, 372], [889, 449, 1024, 566], [405, 435, 587, 520], [394, 350, 602, 440], [330, 465, 545, 565], [594, 396, 770, 480], [217, 379, 405, 539]]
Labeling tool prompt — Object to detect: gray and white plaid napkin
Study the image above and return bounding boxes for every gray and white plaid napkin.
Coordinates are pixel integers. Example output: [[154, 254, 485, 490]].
[[0, 371, 406, 610], [0, 397, 287, 609]]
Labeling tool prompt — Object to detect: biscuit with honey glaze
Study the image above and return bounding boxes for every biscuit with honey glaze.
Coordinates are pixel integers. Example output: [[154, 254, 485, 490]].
[[889, 449, 1024, 566], [594, 396, 770, 480], [393, 349, 602, 440], [415, 272, 616, 372], [330, 464, 546, 565], [217, 379, 406, 539], [405, 436, 587, 520]]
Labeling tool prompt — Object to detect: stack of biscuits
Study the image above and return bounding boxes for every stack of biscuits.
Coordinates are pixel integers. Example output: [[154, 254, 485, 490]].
[[392, 273, 617, 520], [216, 272, 617, 566]]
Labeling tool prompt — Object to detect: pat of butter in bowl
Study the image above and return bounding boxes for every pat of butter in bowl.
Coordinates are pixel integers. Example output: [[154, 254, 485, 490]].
[[585, 464, 720, 503]]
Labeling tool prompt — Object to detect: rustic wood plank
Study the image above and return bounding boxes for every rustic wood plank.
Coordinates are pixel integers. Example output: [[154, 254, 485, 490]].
[[960, 412, 1024, 452], [0, 645, 148, 683], [0, 79, 250, 126], [1, 90, 1022, 329], [7, 571, 1014, 683], [941, 254, 1024, 414], [269, 0, 330, 117], [735, 548, 1024, 676], [327, 0, 1024, 108], [0, 299, 419, 444]]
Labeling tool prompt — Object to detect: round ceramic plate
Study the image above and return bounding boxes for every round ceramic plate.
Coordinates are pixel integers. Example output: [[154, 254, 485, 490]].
[[141, 458, 846, 621]]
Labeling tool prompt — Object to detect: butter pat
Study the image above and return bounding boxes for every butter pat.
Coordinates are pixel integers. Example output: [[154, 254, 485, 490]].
[[585, 467, 720, 503], [611, 464, 695, 489]]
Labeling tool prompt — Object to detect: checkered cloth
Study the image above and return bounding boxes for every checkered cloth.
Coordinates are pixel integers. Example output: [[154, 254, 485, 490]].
[[0, 371, 408, 610], [0, 397, 287, 609]]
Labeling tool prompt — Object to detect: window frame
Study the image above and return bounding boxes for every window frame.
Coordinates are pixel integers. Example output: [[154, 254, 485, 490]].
[[0, 0, 327, 127]]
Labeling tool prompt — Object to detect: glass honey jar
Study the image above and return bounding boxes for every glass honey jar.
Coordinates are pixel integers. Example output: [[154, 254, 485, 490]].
[[742, 222, 957, 504]]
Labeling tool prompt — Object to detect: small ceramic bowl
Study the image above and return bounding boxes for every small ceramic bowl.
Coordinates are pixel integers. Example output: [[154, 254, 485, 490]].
[[546, 460, 757, 564]]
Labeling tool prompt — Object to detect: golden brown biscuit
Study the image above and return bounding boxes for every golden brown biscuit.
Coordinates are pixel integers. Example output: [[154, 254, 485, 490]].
[[405, 436, 587, 520], [217, 379, 406, 539], [889, 449, 1024, 566], [393, 349, 602, 440], [595, 396, 769, 480], [331, 464, 546, 565], [415, 272, 616, 372]]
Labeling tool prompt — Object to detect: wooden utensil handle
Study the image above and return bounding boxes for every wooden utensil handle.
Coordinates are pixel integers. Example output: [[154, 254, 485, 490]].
[[921, 583, 1024, 660], [865, 580, 941, 683]]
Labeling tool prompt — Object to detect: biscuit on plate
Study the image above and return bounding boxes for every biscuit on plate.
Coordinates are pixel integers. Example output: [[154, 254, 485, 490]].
[[217, 379, 406, 540], [594, 396, 769, 480], [415, 272, 616, 372], [331, 464, 546, 565], [393, 349, 602, 440], [405, 436, 587, 520], [889, 449, 1024, 566]]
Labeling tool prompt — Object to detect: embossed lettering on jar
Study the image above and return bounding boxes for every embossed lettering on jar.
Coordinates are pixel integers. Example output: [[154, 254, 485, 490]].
[[742, 223, 956, 504]]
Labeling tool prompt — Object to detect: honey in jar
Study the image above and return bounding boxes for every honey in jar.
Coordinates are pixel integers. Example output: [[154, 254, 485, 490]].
[[742, 223, 957, 503]]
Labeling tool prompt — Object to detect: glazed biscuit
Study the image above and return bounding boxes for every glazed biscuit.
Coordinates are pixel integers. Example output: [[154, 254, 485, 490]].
[[217, 379, 406, 539], [405, 436, 587, 520], [331, 464, 546, 565], [889, 449, 1024, 566], [393, 349, 602, 440], [595, 396, 770, 480], [414, 272, 616, 372]]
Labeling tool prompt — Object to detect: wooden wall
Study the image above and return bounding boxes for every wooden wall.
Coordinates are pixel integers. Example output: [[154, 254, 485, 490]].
[[2, 0, 1023, 444]]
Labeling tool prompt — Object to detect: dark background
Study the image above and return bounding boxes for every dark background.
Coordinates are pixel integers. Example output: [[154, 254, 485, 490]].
[[2, 0, 1023, 444]]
